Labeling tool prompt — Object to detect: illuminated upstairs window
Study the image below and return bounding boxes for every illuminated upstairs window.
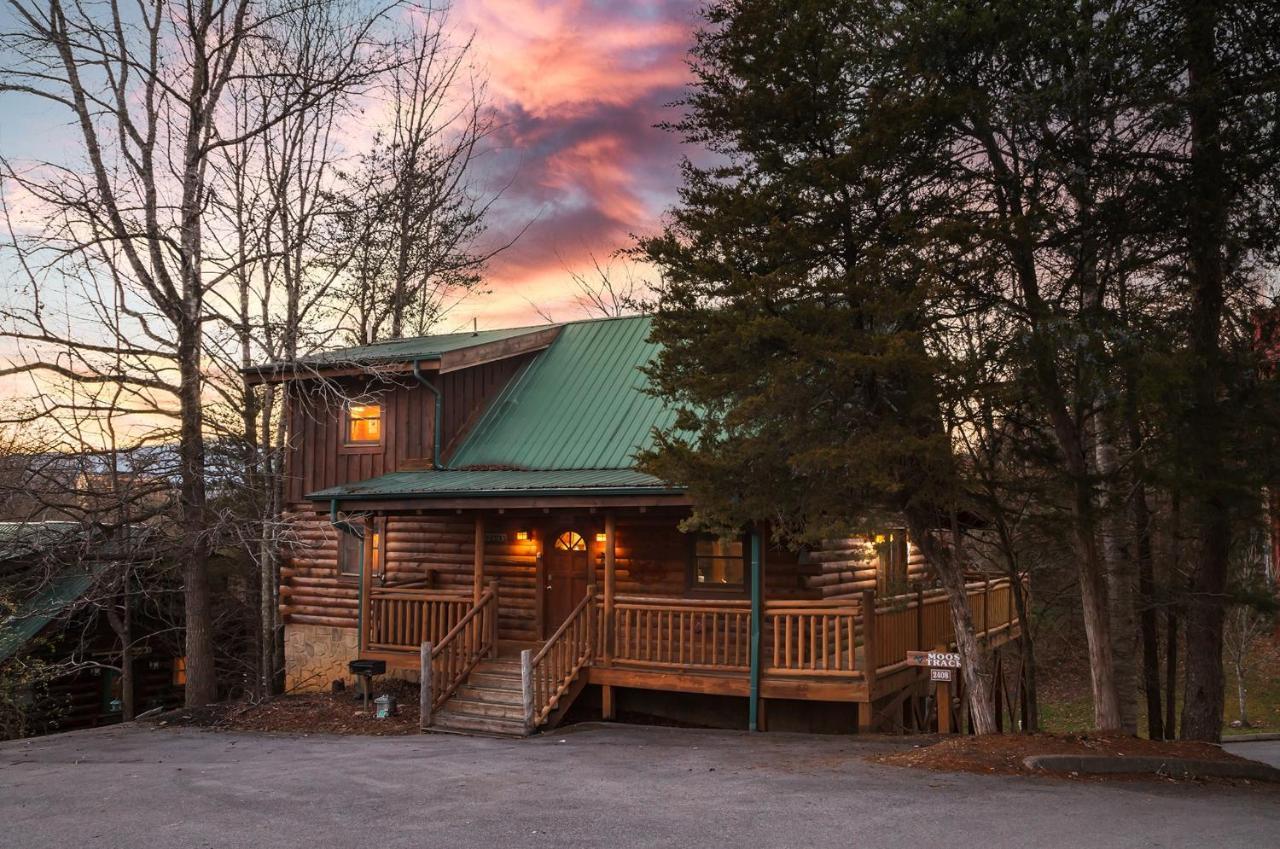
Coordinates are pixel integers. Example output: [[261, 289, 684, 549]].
[[345, 403, 382, 445]]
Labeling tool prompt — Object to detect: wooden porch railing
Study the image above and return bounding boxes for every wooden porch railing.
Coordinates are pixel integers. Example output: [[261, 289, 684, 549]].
[[419, 582, 499, 725], [365, 585, 473, 653], [597, 576, 1024, 681], [522, 593, 594, 729], [609, 596, 752, 671], [871, 577, 1022, 672], [764, 600, 863, 676]]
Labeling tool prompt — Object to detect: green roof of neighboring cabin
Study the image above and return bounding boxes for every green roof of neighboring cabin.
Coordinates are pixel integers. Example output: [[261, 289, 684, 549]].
[[307, 315, 683, 502], [0, 570, 94, 664]]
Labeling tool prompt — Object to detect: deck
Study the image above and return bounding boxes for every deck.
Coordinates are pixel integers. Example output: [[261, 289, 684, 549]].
[[357, 576, 1024, 733]]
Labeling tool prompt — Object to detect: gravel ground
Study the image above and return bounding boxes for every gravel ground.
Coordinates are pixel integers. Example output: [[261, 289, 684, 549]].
[[1, 723, 1277, 849]]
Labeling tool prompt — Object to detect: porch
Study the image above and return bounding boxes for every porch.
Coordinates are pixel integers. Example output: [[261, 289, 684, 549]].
[[354, 523, 1024, 735]]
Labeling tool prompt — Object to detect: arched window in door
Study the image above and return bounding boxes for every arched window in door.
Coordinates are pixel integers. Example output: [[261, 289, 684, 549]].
[[554, 531, 586, 551]]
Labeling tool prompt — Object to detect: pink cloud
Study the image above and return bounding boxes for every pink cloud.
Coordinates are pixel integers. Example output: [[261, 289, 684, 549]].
[[450, 0, 702, 326]]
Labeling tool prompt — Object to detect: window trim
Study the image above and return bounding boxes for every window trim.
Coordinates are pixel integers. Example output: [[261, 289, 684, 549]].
[[340, 400, 384, 454], [685, 532, 749, 598], [876, 529, 909, 596], [337, 526, 364, 580]]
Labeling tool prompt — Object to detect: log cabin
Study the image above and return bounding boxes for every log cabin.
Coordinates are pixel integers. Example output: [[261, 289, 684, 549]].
[[0, 523, 183, 739], [251, 315, 1023, 736]]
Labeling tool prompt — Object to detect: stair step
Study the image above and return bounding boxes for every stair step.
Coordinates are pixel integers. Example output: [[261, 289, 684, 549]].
[[478, 660, 523, 673], [455, 684, 524, 706], [438, 697, 527, 721], [431, 712, 530, 738], [468, 672, 521, 690]]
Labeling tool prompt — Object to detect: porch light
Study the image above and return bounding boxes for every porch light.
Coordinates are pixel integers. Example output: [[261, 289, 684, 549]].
[[515, 530, 529, 541], [595, 532, 607, 543]]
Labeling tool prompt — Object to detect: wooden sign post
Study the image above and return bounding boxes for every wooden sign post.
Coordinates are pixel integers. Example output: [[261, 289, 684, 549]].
[[906, 648, 961, 733]]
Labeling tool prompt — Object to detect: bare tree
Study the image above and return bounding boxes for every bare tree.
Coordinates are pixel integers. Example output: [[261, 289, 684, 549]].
[[568, 253, 652, 318], [329, 6, 511, 343], [0, 0, 395, 705], [1223, 526, 1276, 728]]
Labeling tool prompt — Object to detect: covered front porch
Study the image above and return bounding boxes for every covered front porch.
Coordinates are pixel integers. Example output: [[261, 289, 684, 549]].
[[338, 500, 1023, 735]]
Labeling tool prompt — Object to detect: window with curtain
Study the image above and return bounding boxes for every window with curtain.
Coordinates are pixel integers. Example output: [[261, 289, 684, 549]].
[[689, 535, 746, 591], [345, 402, 382, 445]]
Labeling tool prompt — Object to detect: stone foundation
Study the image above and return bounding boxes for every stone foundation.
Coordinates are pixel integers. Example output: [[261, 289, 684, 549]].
[[284, 623, 359, 692]]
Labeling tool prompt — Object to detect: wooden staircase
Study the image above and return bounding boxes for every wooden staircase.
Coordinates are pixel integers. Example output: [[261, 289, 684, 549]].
[[425, 592, 596, 738], [431, 654, 532, 737]]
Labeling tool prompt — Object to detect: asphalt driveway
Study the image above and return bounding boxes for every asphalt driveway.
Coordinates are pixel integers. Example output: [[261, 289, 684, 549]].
[[1, 723, 1276, 849]]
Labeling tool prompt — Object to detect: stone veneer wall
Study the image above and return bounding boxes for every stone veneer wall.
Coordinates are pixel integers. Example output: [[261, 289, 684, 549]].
[[284, 623, 359, 692]]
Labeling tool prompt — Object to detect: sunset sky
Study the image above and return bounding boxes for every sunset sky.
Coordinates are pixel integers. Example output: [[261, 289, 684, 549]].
[[0, 0, 705, 330], [453, 0, 701, 327]]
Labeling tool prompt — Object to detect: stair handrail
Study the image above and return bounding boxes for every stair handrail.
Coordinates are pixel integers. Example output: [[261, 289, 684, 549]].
[[521, 593, 594, 730], [420, 583, 498, 727]]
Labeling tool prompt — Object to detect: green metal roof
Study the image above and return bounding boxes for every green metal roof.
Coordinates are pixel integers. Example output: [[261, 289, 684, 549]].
[[252, 324, 553, 372], [449, 315, 676, 470], [308, 468, 677, 500], [0, 521, 84, 561], [0, 570, 94, 664]]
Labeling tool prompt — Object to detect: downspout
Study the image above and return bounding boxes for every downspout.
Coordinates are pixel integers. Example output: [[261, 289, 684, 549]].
[[749, 527, 762, 732], [412, 359, 444, 470]]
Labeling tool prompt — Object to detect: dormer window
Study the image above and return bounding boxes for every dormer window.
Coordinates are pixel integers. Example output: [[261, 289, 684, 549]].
[[345, 402, 382, 445]]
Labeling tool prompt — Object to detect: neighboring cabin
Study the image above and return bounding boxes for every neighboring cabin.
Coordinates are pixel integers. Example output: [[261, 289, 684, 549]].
[[0, 522, 183, 739], [251, 315, 1021, 735]]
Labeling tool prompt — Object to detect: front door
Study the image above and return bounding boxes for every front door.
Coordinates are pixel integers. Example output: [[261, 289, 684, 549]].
[[544, 529, 589, 635]]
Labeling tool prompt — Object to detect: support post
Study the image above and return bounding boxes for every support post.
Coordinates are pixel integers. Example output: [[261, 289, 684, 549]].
[[937, 678, 953, 733], [473, 514, 485, 604], [520, 648, 535, 731], [748, 528, 762, 732], [359, 525, 374, 654], [603, 513, 616, 666], [419, 641, 433, 730], [601, 684, 615, 720]]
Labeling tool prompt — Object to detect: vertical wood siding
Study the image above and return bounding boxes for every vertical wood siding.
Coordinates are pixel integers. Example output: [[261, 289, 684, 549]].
[[282, 355, 533, 506]]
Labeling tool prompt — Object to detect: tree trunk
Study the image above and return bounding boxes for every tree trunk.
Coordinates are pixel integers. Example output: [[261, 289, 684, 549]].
[[1011, 567, 1038, 732], [1092, 413, 1139, 735], [1125, 373, 1164, 740], [1165, 599, 1180, 739], [907, 510, 997, 735], [1179, 0, 1230, 743], [178, 332, 216, 707], [1133, 481, 1164, 740]]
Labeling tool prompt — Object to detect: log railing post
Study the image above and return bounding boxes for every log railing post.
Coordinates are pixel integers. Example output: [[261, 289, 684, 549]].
[[488, 579, 500, 658], [915, 586, 925, 651], [419, 641, 433, 730], [520, 648, 535, 731], [983, 578, 991, 637], [862, 590, 878, 688], [603, 512, 616, 666]]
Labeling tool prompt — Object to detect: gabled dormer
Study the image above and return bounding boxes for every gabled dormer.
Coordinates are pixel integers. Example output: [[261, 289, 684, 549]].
[[245, 325, 562, 507]]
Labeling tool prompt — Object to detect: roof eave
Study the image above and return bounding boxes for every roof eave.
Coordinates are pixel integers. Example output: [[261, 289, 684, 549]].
[[306, 485, 687, 501]]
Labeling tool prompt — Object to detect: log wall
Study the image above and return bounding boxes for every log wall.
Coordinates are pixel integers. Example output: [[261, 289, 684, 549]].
[[803, 537, 928, 597], [279, 512, 828, 644]]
